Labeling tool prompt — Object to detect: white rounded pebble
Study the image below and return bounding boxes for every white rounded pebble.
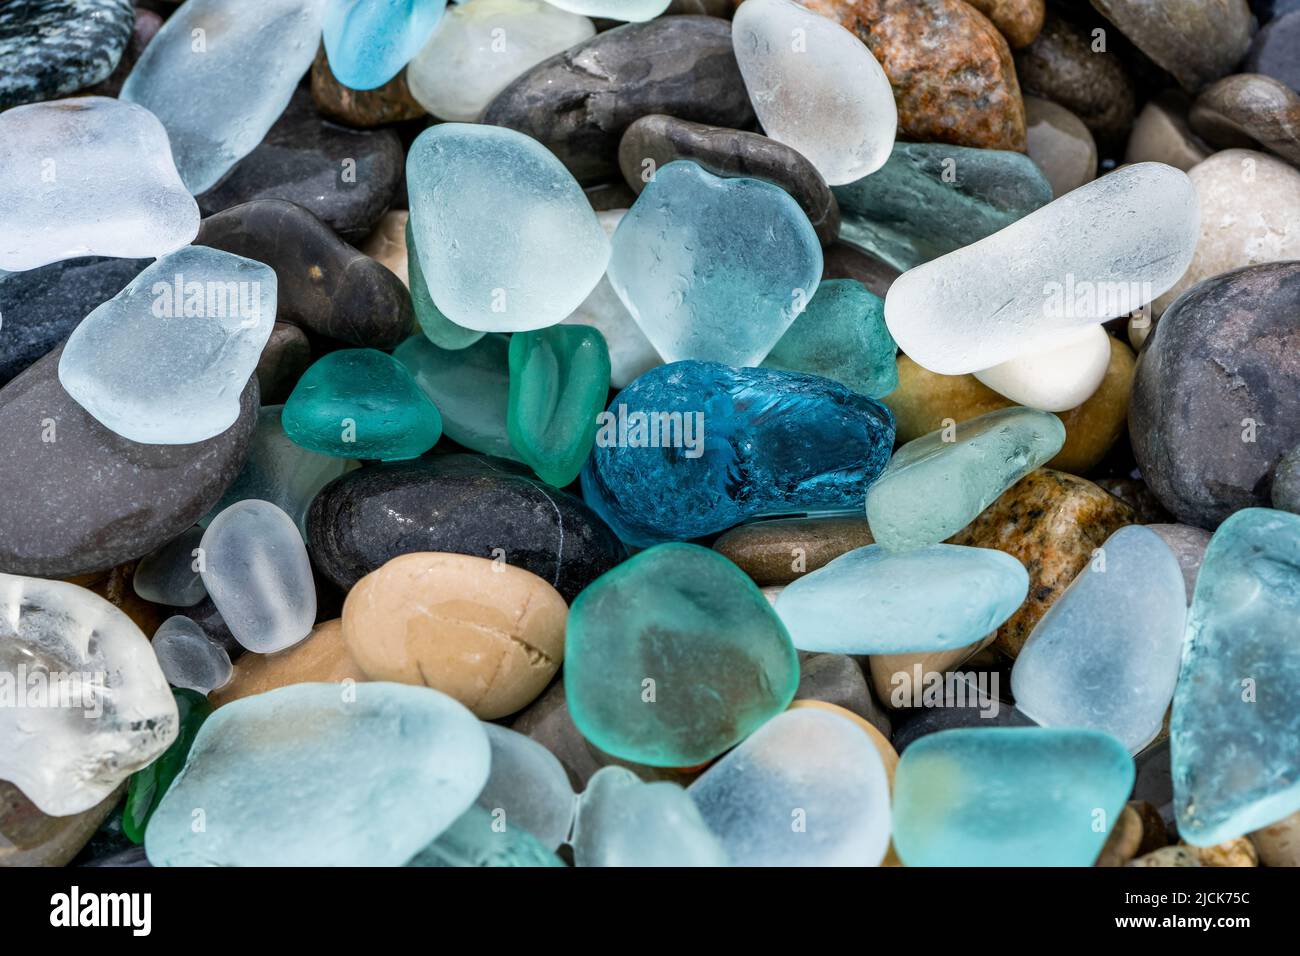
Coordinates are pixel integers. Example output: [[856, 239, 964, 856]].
[[973, 323, 1112, 412], [152, 616, 233, 694]]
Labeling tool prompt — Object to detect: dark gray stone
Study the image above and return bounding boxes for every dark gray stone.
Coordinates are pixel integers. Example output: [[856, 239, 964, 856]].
[[196, 199, 414, 349], [197, 87, 404, 242], [1130, 262, 1300, 529], [306, 453, 626, 602], [618, 114, 840, 245], [256, 321, 312, 405], [1090, 0, 1254, 93], [0, 256, 150, 387], [1245, 11, 1300, 93], [0, 0, 133, 108], [1190, 73, 1300, 167], [483, 16, 756, 185], [794, 653, 890, 737], [0, 345, 258, 577], [821, 240, 900, 300]]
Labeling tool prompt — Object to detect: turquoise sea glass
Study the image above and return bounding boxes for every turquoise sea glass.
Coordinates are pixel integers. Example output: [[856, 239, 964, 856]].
[[406, 216, 484, 351], [323, 0, 448, 90]]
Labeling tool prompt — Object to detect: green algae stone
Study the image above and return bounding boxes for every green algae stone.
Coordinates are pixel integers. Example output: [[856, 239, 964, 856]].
[[866, 406, 1065, 552], [394, 333, 521, 461], [508, 325, 611, 487], [122, 688, 211, 845], [406, 218, 485, 351], [761, 279, 898, 398], [282, 348, 442, 461], [566, 543, 799, 767]]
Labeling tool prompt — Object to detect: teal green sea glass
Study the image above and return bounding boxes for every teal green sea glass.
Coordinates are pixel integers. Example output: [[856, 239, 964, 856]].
[[508, 325, 611, 487], [566, 543, 799, 767], [406, 218, 484, 350], [407, 805, 566, 868], [121, 688, 210, 845], [893, 728, 1135, 867], [761, 279, 898, 398], [866, 406, 1065, 551], [1172, 507, 1300, 846], [394, 333, 519, 461], [282, 348, 442, 460]]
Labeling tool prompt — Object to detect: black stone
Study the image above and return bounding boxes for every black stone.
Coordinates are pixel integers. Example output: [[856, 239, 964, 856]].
[[196, 199, 414, 349], [0, 346, 258, 577], [197, 87, 404, 242], [1130, 262, 1300, 529], [483, 16, 756, 185], [306, 454, 627, 603], [0, 0, 133, 108], [256, 321, 312, 405], [821, 240, 899, 300], [1252, 0, 1300, 25], [1245, 11, 1300, 93], [618, 114, 840, 245], [0, 256, 150, 386], [891, 696, 1037, 754]]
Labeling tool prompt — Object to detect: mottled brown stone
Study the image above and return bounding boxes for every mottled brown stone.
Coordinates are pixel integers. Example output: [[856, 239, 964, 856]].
[[949, 469, 1136, 657], [803, 0, 1027, 151], [1191, 836, 1259, 867], [1190, 73, 1300, 167], [210, 619, 366, 708], [712, 516, 875, 587], [966, 0, 1045, 48], [309, 47, 427, 128], [0, 781, 123, 867]]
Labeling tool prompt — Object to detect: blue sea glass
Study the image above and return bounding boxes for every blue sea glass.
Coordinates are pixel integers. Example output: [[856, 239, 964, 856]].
[[580, 361, 895, 546], [775, 544, 1028, 654], [1172, 508, 1300, 846], [323, 0, 448, 90], [893, 728, 1135, 867]]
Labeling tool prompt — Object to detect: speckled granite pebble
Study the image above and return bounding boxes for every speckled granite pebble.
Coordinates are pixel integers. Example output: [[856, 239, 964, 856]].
[[0, 0, 134, 108]]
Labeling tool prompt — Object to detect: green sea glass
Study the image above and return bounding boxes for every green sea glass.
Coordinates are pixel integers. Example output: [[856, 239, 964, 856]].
[[761, 279, 898, 398], [282, 348, 443, 461], [394, 333, 520, 461], [122, 688, 211, 844], [508, 325, 611, 487], [406, 218, 485, 351], [565, 543, 799, 767], [407, 805, 566, 868]]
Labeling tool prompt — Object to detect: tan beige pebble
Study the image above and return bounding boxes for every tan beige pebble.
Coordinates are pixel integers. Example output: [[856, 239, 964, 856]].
[[1128, 845, 1202, 867], [1096, 803, 1144, 866], [1249, 810, 1300, 867], [342, 552, 567, 719], [210, 619, 366, 708], [360, 210, 410, 288], [868, 633, 995, 710]]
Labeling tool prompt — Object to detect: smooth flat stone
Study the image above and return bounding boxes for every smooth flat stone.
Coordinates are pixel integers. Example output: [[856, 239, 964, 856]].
[[306, 454, 626, 602], [1124, 90, 1212, 171], [1014, 7, 1136, 148], [0, 97, 198, 272], [713, 515, 876, 588], [866, 407, 1066, 552], [121, 688, 209, 844], [608, 161, 822, 367], [1091, 0, 1253, 93], [121, 0, 324, 195], [1246, 10, 1300, 92], [777, 544, 1028, 654], [405, 217, 485, 350], [0, 346, 258, 577], [395, 334, 518, 460], [407, 123, 609, 332], [342, 552, 566, 719], [1190, 73, 1300, 168], [0, 574, 178, 816], [1131, 262, 1300, 528], [886, 163, 1199, 375], [323, 0, 447, 90], [200, 500, 317, 653], [1012, 526, 1186, 753], [1173, 508, 1300, 845], [835, 143, 1051, 272], [1023, 96, 1097, 198], [572, 766, 726, 866], [255, 321, 311, 405], [407, 0, 594, 122], [562, 210, 663, 388], [283, 349, 443, 461], [202, 405, 353, 539], [950, 469, 1136, 657], [408, 803, 566, 866], [973, 324, 1111, 412], [618, 114, 840, 245], [803, 0, 1025, 151], [210, 619, 366, 707], [1154, 150, 1300, 315], [761, 279, 897, 398], [57, 246, 275, 444], [309, 46, 427, 128], [152, 616, 233, 694], [196, 199, 414, 350], [196, 86, 405, 243], [732, 0, 895, 186], [893, 727, 1134, 866], [0, 256, 149, 387], [508, 325, 611, 487], [1, 781, 122, 866], [566, 543, 799, 766], [483, 16, 756, 184], [581, 361, 895, 546], [689, 707, 891, 866], [0, 0, 133, 108], [144, 682, 490, 866], [964, 0, 1043, 48], [132, 526, 207, 607]]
